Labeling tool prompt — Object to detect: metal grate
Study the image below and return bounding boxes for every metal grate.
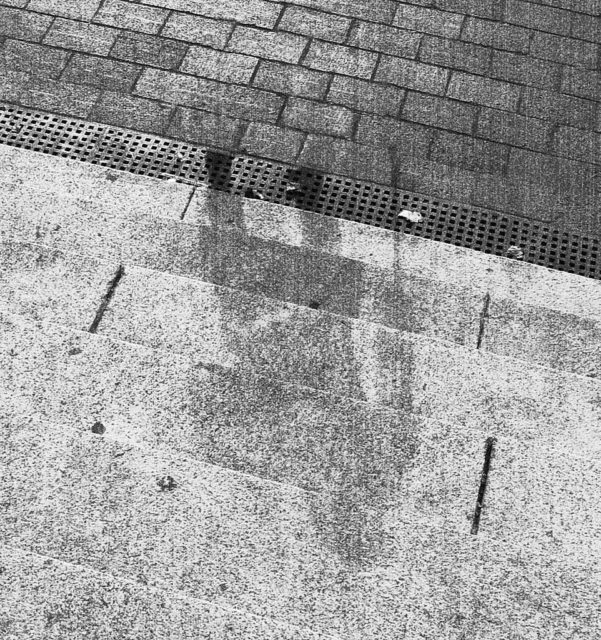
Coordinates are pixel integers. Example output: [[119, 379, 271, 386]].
[[1, 103, 599, 280]]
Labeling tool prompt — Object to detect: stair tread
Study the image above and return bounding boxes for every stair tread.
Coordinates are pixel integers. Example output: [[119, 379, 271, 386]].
[[0, 544, 337, 640], [3, 142, 601, 379], [2, 413, 600, 639]]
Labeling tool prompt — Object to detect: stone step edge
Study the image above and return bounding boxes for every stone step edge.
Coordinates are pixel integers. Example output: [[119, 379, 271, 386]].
[[3, 406, 317, 499], [4, 236, 483, 354], [3, 308, 599, 461], [2, 139, 600, 324], [0, 542, 339, 640], [2, 110, 600, 320]]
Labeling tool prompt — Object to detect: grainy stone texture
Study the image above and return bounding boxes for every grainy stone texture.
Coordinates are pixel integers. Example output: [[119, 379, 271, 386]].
[[0, 242, 118, 330], [0, 544, 333, 640], [0, 0, 600, 233], [3, 145, 601, 638]]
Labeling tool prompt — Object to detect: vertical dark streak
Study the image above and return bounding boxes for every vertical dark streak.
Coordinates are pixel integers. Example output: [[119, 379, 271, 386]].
[[476, 292, 491, 350], [471, 436, 496, 535], [88, 265, 124, 334]]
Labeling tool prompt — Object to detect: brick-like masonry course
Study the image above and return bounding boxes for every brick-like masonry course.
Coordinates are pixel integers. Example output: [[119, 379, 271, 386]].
[[1, 0, 601, 235]]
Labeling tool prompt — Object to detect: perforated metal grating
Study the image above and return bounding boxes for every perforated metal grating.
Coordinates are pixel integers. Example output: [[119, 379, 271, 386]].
[[1, 103, 599, 280]]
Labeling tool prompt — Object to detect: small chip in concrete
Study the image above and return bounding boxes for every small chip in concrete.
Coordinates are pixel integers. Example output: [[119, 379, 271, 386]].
[[506, 245, 524, 260], [158, 475, 177, 491], [68, 347, 82, 356], [308, 300, 320, 309], [398, 209, 423, 223], [91, 421, 106, 435]]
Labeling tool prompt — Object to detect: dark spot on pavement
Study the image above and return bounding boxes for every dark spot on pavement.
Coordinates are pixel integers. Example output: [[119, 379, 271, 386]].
[[91, 421, 105, 435], [158, 475, 177, 491], [68, 347, 82, 356]]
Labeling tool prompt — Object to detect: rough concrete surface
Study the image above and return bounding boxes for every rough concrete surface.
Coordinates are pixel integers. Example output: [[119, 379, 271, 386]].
[[5, 146, 601, 375], [0, 241, 118, 330], [1, 15, 601, 632], [0, 545, 334, 640], [1, 411, 600, 639]]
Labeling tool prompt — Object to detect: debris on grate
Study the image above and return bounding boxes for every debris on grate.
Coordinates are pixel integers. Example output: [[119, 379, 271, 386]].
[[398, 209, 423, 223], [506, 245, 524, 260], [245, 187, 265, 200], [0, 103, 599, 281]]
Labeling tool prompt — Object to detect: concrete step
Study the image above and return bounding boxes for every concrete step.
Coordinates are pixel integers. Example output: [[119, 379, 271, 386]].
[[1, 413, 600, 639], [0, 145, 484, 349], [3, 310, 601, 545], [0, 544, 334, 640], [4, 239, 601, 453], [4, 144, 601, 378]]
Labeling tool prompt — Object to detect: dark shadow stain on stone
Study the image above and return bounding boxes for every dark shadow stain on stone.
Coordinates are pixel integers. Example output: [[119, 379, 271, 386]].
[[284, 166, 325, 214], [211, 269, 421, 570], [310, 335, 420, 572], [6, 242, 61, 270], [204, 150, 234, 192]]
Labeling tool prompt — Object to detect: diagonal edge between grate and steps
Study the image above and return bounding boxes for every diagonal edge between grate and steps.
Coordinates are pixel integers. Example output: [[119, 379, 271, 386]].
[[3, 143, 601, 378], [2, 140, 601, 324], [1, 103, 599, 284]]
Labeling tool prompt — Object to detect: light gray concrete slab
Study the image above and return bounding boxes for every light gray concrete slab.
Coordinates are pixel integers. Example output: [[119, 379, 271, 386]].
[[0, 412, 476, 639], [7, 305, 601, 569], [0, 545, 334, 640], [466, 535, 601, 640], [3, 313, 601, 637], [3, 414, 599, 639], [0, 144, 192, 233], [0, 312, 482, 533], [122, 219, 483, 346], [4, 145, 601, 333], [0, 241, 118, 330], [482, 435, 601, 546], [5, 145, 601, 374], [7, 296, 601, 465], [96, 265, 601, 447], [483, 296, 601, 378], [0, 157, 483, 346]]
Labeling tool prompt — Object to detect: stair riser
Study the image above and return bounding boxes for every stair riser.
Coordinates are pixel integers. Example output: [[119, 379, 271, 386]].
[[96, 267, 601, 431], [483, 297, 601, 378], [0, 242, 117, 331], [1, 223, 483, 349], [3, 315, 601, 545], [3, 144, 601, 326]]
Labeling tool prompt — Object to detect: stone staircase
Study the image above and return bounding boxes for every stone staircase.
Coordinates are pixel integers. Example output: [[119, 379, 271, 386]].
[[1, 144, 600, 639]]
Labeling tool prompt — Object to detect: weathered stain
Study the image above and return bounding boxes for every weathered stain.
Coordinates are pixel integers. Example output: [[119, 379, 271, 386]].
[[312, 322, 419, 570]]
